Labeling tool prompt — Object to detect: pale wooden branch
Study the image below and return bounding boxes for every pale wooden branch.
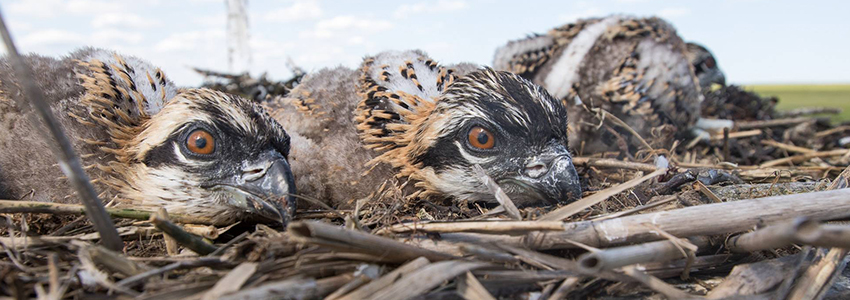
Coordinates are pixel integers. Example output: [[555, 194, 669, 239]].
[[737, 117, 814, 130], [376, 220, 565, 235], [337, 257, 430, 300], [149, 211, 218, 255], [572, 157, 658, 172], [289, 221, 457, 263], [539, 169, 665, 221], [577, 237, 709, 273], [426, 188, 850, 250], [0, 200, 216, 225], [760, 149, 849, 167]]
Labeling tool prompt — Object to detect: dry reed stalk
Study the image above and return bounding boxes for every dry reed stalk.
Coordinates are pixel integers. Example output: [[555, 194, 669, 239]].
[[427, 188, 850, 250], [786, 248, 848, 300], [572, 157, 658, 172], [363, 260, 489, 300], [621, 266, 699, 299], [336, 257, 430, 300], [0, 200, 215, 224], [149, 211, 219, 255], [759, 149, 849, 167], [217, 273, 354, 300], [473, 165, 521, 220], [289, 221, 456, 263], [376, 220, 566, 235], [760, 140, 817, 154], [709, 129, 763, 141], [577, 237, 709, 273], [736, 117, 813, 130], [456, 271, 497, 300], [539, 169, 666, 221]]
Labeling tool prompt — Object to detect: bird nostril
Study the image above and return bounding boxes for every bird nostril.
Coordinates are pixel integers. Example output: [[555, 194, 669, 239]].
[[243, 167, 266, 181], [525, 162, 548, 178]]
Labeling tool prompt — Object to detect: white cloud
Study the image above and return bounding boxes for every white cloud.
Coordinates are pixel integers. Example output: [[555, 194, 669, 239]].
[[393, 0, 468, 19], [18, 29, 85, 48], [91, 13, 159, 29], [558, 7, 603, 23], [299, 15, 393, 39], [658, 8, 691, 18], [91, 29, 144, 45], [262, 0, 322, 22], [154, 30, 225, 52]]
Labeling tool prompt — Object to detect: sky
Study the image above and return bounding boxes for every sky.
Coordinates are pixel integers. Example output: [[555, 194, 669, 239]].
[[2, 0, 849, 87]]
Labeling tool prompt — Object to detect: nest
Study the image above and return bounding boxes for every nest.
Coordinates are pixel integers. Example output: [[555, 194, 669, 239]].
[[3, 80, 850, 300]]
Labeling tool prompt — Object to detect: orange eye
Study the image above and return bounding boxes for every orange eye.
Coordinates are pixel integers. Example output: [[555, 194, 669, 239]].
[[467, 126, 495, 149], [186, 129, 215, 155]]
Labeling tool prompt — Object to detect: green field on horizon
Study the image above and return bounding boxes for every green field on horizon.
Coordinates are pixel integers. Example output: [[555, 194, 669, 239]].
[[746, 84, 850, 122]]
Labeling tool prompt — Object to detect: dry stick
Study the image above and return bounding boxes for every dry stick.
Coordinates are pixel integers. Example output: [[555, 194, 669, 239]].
[[337, 257, 430, 300], [85, 244, 147, 277], [779, 107, 842, 118], [432, 188, 850, 250], [760, 140, 817, 154], [149, 211, 218, 255], [592, 195, 677, 221], [571, 157, 658, 172], [201, 262, 258, 300], [456, 271, 497, 300], [473, 165, 521, 220], [364, 260, 490, 300], [377, 220, 565, 235], [815, 125, 850, 138], [0, 200, 214, 224], [539, 168, 666, 221], [621, 266, 699, 300], [218, 273, 354, 300], [709, 129, 762, 141], [786, 248, 848, 300], [736, 117, 813, 130], [116, 257, 229, 288], [289, 221, 456, 263], [0, 10, 122, 251], [724, 217, 850, 253], [546, 277, 580, 300], [759, 149, 849, 167], [785, 166, 850, 300], [577, 237, 709, 273]]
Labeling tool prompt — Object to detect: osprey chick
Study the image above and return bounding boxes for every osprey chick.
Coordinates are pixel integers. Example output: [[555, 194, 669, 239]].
[[0, 49, 295, 225], [685, 42, 726, 92], [494, 16, 706, 153], [270, 50, 581, 207]]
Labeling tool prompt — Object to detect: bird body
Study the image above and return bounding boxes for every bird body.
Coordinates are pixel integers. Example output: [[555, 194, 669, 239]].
[[494, 16, 704, 153], [271, 50, 581, 208], [0, 48, 296, 225]]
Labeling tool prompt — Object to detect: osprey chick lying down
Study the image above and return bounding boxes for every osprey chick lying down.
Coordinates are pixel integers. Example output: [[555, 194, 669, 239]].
[[494, 16, 710, 152], [270, 50, 581, 207], [0, 48, 296, 226]]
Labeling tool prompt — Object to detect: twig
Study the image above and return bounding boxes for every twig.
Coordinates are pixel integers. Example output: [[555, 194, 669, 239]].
[[759, 149, 849, 167], [760, 140, 817, 154], [363, 260, 489, 300], [473, 165, 521, 220], [289, 221, 456, 263], [736, 117, 813, 130], [571, 157, 658, 172], [376, 220, 565, 235], [149, 211, 218, 255], [621, 266, 699, 299], [710, 129, 762, 141], [0, 8, 122, 251], [116, 257, 229, 288], [456, 271, 497, 300], [577, 237, 708, 273], [427, 188, 850, 250], [0, 200, 216, 224], [337, 257, 431, 300], [539, 169, 665, 221]]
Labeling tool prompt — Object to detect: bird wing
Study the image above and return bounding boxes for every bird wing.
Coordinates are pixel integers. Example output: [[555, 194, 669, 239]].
[[354, 50, 459, 153], [493, 34, 557, 79]]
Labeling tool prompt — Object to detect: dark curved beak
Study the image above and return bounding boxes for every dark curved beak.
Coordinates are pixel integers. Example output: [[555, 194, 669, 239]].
[[500, 147, 582, 207], [533, 155, 582, 205], [223, 150, 296, 226]]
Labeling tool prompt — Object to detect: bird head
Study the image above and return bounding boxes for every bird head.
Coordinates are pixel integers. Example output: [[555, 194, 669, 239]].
[[75, 50, 295, 226], [412, 69, 581, 206], [357, 51, 581, 206], [686, 42, 726, 92]]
